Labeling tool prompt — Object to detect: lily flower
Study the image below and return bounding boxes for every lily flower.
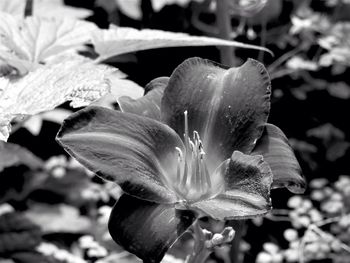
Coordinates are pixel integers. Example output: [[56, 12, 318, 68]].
[[56, 57, 305, 263]]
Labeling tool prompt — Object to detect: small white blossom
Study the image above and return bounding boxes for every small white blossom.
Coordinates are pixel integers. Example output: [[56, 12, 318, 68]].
[[284, 229, 298, 242]]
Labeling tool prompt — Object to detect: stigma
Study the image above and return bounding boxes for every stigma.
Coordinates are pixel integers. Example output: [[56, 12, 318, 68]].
[[174, 111, 212, 203]]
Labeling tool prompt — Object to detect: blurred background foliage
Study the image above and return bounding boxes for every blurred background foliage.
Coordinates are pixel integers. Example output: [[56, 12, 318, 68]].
[[1, 0, 350, 262]]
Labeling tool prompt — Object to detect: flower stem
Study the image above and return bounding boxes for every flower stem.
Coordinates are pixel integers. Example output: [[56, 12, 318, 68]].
[[216, 0, 235, 66], [24, 0, 33, 17], [187, 221, 212, 263], [228, 220, 246, 263]]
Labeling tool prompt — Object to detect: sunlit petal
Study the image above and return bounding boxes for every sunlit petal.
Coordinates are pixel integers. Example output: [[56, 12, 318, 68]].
[[252, 123, 306, 193], [56, 106, 185, 203], [109, 194, 195, 263], [190, 151, 272, 220], [118, 77, 168, 121], [161, 57, 271, 172]]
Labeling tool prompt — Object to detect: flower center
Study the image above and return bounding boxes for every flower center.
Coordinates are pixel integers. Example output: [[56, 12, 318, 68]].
[[174, 111, 212, 203]]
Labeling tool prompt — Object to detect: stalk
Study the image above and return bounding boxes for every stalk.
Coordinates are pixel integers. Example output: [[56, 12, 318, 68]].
[[216, 0, 235, 66], [24, 0, 33, 17], [187, 221, 212, 263], [228, 220, 247, 263]]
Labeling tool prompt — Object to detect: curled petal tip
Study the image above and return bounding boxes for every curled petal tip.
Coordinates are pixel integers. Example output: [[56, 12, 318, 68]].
[[253, 123, 306, 194]]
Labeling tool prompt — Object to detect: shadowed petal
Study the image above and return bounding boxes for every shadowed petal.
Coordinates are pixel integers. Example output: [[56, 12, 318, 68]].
[[252, 123, 306, 194], [56, 106, 185, 203], [190, 151, 272, 220], [109, 194, 195, 263], [161, 57, 271, 172], [118, 77, 169, 121]]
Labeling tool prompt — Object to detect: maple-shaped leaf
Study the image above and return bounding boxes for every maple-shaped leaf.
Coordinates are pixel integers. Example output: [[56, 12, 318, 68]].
[[0, 56, 115, 141], [92, 73, 144, 109], [0, 12, 98, 74], [0, 0, 92, 19], [92, 25, 272, 62]]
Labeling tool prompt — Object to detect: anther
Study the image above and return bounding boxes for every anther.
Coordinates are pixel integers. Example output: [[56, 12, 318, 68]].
[[199, 150, 205, 160], [189, 141, 195, 153], [175, 147, 183, 161], [193, 131, 200, 141], [198, 141, 203, 150]]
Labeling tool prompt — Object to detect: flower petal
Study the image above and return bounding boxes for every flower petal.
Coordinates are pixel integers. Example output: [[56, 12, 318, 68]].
[[252, 124, 306, 194], [161, 57, 271, 172], [190, 151, 272, 220], [118, 77, 168, 121], [109, 194, 195, 263], [56, 106, 185, 203]]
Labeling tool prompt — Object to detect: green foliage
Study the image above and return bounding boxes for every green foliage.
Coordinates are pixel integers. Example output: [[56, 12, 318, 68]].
[[1, 0, 350, 262]]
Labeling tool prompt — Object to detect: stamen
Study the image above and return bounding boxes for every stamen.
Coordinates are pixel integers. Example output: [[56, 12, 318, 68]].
[[198, 142, 203, 151], [189, 141, 195, 153], [176, 161, 181, 183], [184, 110, 189, 152], [173, 111, 213, 202], [191, 154, 197, 186], [174, 147, 183, 186], [193, 131, 200, 143], [195, 156, 201, 191], [180, 162, 188, 189], [199, 160, 205, 191], [202, 161, 211, 188]]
